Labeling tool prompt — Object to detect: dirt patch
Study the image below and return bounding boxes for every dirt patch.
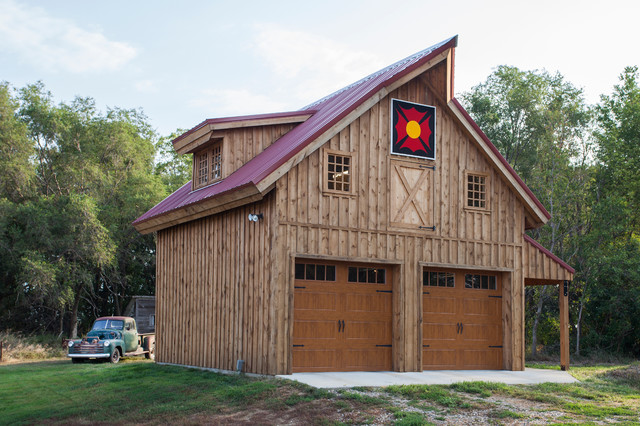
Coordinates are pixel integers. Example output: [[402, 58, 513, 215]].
[[169, 399, 360, 425], [150, 387, 583, 425]]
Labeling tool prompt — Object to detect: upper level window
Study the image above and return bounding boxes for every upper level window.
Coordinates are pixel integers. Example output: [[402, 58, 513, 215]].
[[466, 172, 489, 210], [193, 141, 223, 190], [324, 149, 354, 195]]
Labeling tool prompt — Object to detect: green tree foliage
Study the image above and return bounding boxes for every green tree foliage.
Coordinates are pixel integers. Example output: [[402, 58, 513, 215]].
[[462, 66, 551, 180], [155, 130, 191, 193], [0, 82, 33, 201], [580, 66, 640, 356], [465, 65, 640, 358], [596, 66, 640, 233], [463, 67, 592, 358], [0, 82, 176, 337]]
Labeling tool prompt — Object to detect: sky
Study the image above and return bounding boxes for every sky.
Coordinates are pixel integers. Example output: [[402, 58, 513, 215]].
[[1, 0, 639, 137]]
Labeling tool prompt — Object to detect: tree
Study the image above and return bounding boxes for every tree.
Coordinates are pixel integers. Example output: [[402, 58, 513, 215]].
[[155, 130, 191, 193], [462, 66, 550, 180], [0, 81, 167, 337], [463, 67, 591, 358], [576, 66, 640, 357], [596, 66, 640, 234], [0, 82, 33, 201]]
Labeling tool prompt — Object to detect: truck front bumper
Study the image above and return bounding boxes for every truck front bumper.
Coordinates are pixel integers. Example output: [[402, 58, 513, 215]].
[[67, 353, 111, 359]]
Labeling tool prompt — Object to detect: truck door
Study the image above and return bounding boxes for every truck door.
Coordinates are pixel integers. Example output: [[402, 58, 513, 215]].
[[123, 320, 137, 352]]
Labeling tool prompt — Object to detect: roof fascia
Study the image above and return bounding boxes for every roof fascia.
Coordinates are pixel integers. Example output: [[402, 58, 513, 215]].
[[134, 183, 265, 234], [447, 98, 550, 227], [446, 47, 454, 102], [173, 113, 314, 155], [256, 49, 452, 193]]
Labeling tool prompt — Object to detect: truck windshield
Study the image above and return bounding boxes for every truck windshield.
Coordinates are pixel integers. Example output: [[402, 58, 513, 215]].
[[92, 319, 124, 330]]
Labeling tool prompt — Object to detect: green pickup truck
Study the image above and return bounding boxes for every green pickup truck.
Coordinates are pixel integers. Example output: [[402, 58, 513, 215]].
[[67, 316, 155, 363]]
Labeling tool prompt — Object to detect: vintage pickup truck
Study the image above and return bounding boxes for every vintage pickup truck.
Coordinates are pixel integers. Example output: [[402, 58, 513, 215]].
[[67, 316, 155, 363]]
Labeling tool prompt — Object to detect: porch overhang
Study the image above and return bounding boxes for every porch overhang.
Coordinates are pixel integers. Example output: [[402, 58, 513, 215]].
[[523, 234, 574, 371]]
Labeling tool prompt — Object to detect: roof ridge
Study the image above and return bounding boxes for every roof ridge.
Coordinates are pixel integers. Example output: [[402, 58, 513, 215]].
[[302, 37, 455, 111]]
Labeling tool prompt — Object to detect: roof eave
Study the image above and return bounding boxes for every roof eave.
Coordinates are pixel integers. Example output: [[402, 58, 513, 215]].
[[133, 182, 266, 234]]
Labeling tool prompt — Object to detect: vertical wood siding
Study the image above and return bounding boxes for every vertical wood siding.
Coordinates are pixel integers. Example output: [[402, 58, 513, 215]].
[[221, 124, 297, 179], [275, 60, 527, 372], [155, 192, 280, 374], [523, 238, 573, 282]]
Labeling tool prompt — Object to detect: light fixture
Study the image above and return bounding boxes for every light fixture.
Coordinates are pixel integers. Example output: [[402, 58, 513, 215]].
[[247, 213, 263, 222]]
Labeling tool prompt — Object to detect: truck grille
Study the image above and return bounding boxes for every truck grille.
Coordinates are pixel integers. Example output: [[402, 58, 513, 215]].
[[69, 339, 103, 354]]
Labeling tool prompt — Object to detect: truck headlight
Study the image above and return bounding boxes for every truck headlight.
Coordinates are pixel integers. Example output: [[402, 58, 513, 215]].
[[103, 341, 110, 347], [68, 341, 74, 347]]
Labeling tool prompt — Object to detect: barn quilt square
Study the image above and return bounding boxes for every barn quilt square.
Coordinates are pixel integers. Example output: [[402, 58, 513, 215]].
[[391, 99, 436, 160]]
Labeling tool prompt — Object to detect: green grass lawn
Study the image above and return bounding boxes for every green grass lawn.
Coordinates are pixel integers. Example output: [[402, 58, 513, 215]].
[[1, 358, 639, 425]]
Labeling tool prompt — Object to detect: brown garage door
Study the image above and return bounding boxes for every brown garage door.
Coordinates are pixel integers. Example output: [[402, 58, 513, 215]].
[[292, 261, 393, 372], [422, 269, 502, 370]]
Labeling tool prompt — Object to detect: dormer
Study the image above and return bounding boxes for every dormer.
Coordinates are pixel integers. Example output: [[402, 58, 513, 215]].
[[171, 111, 315, 191]]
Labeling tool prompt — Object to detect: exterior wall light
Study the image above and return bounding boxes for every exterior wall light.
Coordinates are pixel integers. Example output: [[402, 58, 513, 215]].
[[248, 213, 263, 222]]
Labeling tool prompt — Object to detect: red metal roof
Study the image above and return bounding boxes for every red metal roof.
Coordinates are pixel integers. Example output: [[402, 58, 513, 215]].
[[524, 234, 575, 274], [134, 36, 458, 226]]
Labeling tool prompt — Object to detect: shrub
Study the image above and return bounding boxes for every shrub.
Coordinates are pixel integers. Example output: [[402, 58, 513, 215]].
[[0, 331, 66, 362]]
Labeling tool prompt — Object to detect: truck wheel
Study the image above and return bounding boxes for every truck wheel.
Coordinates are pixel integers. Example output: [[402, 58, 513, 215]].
[[144, 337, 156, 361], [145, 343, 155, 360], [110, 348, 120, 364]]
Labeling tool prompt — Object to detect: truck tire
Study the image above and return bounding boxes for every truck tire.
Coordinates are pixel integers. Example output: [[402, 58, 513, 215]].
[[144, 336, 156, 361], [110, 348, 121, 364]]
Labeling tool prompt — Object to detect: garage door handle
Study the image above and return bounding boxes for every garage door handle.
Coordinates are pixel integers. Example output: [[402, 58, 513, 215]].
[[338, 320, 341, 332], [341, 320, 345, 332], [460, 323, 464, 334]]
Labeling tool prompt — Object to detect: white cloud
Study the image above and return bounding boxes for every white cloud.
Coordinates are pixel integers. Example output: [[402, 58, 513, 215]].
[[0, 0, 136, 73], [253, 24, 384, 103], [190, 88, 289, 117]]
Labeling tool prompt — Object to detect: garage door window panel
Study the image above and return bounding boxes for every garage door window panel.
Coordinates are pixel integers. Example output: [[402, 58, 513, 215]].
[[348, 267, 386, 284], [464, 273, 497, 290], [295, 263, 336, 281], [424, 271, 455, 287]]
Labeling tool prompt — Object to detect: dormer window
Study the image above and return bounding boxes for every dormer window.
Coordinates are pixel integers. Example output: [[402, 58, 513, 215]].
[[193, 141, 223, 190]]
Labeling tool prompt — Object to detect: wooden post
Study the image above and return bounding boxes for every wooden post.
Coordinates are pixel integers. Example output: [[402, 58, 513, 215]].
[[560, 281, 570, 371], [1, 340, 3, 362]]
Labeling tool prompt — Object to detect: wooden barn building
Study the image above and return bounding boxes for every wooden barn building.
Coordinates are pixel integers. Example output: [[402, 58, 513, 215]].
[[134, 36, 574, 375]]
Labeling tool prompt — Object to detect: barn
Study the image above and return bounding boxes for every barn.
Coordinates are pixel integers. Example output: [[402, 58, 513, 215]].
[[133, 36, 574, 375]]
